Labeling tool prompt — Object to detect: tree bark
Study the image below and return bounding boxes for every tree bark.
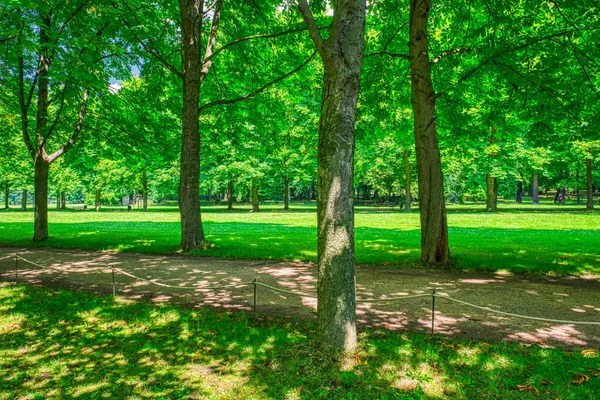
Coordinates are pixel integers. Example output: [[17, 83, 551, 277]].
[[56, 191, 60, 210], [409, 0, 450, 264], [4, 183, 9, 209], [586, 157, 594, 210], [226, 180, 234, 210], [532, 173, 539, 204], [576, 169, 581, 204], [252, 178, 259, 212], [178, 0, 212, 251], [21, 189, 27, 211], [33, 160, 49, 241], [298, 0, 365, 352], [485, 174, 497, 211], [60, 191, 66, 209], [284, 175, 290, 210], [95, 189, 101, 211], [404, 150, 412, 211], [142, 169, 148, 211]]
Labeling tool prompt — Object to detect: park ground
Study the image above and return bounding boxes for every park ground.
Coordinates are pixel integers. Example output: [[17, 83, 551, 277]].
[[0, 202, 599, 398]]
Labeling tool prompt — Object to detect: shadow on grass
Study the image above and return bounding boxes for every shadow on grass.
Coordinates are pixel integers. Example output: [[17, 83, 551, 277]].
[[1, 284, 598, 399], [0, 219, 598, 276]]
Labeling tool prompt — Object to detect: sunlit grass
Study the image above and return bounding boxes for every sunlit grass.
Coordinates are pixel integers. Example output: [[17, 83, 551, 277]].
[[0, 284, 598, 399], [0, 202, 599, 275]]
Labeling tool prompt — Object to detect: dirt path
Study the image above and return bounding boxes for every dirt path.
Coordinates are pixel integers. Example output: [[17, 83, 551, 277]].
[[1, 247, 599, 348]]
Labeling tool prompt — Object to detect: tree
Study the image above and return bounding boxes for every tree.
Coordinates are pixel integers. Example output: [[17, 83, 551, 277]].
[[297, 0, 366, 352]]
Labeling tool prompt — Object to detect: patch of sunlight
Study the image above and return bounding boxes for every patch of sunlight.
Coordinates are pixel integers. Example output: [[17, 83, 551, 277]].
[[76, 231, 99, 236], [299, 250, 317, 258], [483, 354, 510, 371], [0, 313, 24, 334], [77, 309, 102, 324], [71, 382, 110, 397], [456, 346, 481, 366], [284, 387, 303, 400], [134, 239, 156, 246], [149, 310, 180, 326]]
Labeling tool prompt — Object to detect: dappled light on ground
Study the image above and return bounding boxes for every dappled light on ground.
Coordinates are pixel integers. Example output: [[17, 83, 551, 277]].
[[1, 247, 598, 349]]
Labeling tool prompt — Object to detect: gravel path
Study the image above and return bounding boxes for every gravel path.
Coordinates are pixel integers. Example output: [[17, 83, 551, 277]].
[[1, 247, 599, 348]]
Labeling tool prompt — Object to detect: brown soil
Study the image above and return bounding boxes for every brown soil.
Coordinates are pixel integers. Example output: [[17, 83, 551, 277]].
[[1, 247, 598, 349]]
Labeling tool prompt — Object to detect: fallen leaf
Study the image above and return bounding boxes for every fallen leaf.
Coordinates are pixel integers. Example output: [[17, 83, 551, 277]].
[[581, 349, 597, 356], [517, 384, 538, 393], [572, 372, 589, 385]]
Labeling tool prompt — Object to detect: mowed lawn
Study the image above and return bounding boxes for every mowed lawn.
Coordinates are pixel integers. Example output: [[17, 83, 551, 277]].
[[1, 284, 598, 399], [0, 203, 599, 275]]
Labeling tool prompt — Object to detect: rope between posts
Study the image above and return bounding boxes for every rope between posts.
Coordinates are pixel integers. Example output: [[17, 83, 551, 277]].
[[359, 293, 431, 303], [254, 281, 317, 298], [15, 255, 107, 272], [435, 294, 600, 326], [8, 254, 600, 326], [114, 268, 253, 290]]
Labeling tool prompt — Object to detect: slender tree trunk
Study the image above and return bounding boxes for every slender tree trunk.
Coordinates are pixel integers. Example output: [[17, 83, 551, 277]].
[[284, 175, 290, 210], [404, 150, 412, 211], [298, 0, 365, 352], [60, 191, 66, 209], [532, 173, 539, 204], [56, 190, 60, 210], [409, 0, 450, 264], [576, 169, 581, 204], [21, 189, 27, 211], [586, 157, 594, 210], [95, 189, 101, 211], [206, 188, 211, 201], [4, 183, 9, 209], [179, 0, 206, 251], [214, 192, 220, 205], [252, 178, 259, 212], [142, 170, 148, 211], [33, 160, 49, 241], [227, 180, 234, 210], [486, 174, 497, 212]]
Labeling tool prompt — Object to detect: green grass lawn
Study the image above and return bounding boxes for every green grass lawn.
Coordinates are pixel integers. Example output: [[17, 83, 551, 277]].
[[0, 203, 599, 275], [1, 284, 598, 399]]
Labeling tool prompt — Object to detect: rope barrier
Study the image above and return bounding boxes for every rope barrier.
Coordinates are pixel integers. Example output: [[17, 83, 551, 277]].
[[435, 294, 600, 326], [114, 268, 253, 290], [359, 293, 431, 303], [254, 281, 317, 299], [6, 253, 600, 327], [15, 255, 107, 272]]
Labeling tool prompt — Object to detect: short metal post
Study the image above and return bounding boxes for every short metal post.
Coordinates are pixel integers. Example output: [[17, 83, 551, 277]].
[[253, 279, 257, 317], [112, 266, 116, 298], [15, 255, 18, 284], [431, 290, 436, 336]]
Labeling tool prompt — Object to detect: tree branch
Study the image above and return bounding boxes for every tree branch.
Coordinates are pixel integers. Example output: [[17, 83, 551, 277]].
[[297, 0, 323, 55], [431, 47, 475, 64], [199, 50, 317, 113], [199, 0, 225, 84], [47, 88, 90, 163], [456, 27, 600, 85], [365, 51, 410, 60]]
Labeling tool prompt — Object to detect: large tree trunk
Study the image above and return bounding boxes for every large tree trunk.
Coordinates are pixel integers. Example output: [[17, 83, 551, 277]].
[[33, 160, 49, 241], [21, 189, 27, 211], [404, 150, 412, 211], [179, 0, 207, 251], [409, 0, 450, 264], [586, 157, 594, 210], [95, 189, 101, 211], [227, 180, 234, 210], [532, 173, 539, 204], [284, 175, 290, 211], [252, 178, 259, 212], [298, 0, 365, 352], [142, 170, 148, 211], [60, 191, 66, 209]]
